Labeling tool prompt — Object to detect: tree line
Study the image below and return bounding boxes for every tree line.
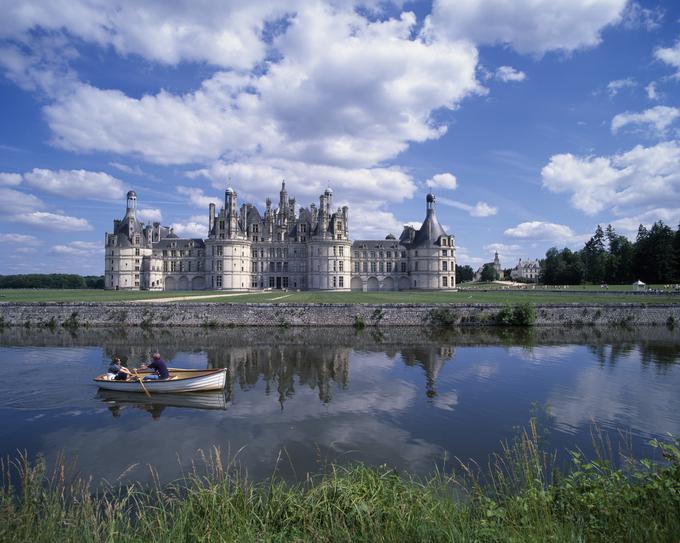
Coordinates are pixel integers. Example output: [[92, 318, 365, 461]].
[[0, 274, 105, 289], [540, 221, 680, 285]]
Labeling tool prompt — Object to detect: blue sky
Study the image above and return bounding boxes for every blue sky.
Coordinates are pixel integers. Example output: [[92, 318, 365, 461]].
[[0, 0, 679, 275]]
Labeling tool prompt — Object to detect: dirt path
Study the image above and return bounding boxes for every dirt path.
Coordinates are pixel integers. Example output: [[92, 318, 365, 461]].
[[127, 292, 257, 303]]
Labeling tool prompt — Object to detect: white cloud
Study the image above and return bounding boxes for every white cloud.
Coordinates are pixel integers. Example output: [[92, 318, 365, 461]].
[[621, 2, 664, 31], [425, 173, 457, 190], [484, 242, 521, 254], [40, 6, 482, 169], [542, 140, 680, 216], [0, 172, 22, 186], [423, 0, 627, 56], [495, 66, 526, 82], [13, 211, 92, 231], [0, 233, 40, 244], [608, 207, 680, 236], [177, 186, 221, 209], [51, 240, 102, 255], [192, 158, 417, 207], [606, 77, 636, 97], [170, 221, 207, 239], [0, 1, 283, 70], [109, 162, 144, 176], [504, 221, 577, 243], [0, 188, 46, 214], [655, 40, 680, 78], [137, 208, 162, 222], [645, 82, 659, 101], [437, 196, 498, 217], [611, 106, 680, 135]]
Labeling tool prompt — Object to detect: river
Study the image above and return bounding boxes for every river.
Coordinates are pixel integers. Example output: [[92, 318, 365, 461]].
[[1, 325, 678, 485]]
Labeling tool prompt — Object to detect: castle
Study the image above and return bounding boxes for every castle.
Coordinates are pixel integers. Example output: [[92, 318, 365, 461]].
[[105, 183, 456, 291]]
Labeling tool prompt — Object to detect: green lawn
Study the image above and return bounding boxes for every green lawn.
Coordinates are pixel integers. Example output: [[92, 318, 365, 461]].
[[2, 288, 679, 304]]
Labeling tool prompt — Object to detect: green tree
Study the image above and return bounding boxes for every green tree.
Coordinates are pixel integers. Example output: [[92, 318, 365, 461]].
[[480, 263, 499, 282], [455, 265, 474, 282]]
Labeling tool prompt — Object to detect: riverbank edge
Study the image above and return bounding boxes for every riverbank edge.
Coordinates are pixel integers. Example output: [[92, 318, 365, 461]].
[[1, 301, 680, 327]]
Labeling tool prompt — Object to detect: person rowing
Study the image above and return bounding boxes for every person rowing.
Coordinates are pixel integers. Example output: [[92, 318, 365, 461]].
[[139, 353, 170, 381]]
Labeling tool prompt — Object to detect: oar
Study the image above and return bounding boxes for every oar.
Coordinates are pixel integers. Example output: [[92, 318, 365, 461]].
[[133, 369, 152, 398]]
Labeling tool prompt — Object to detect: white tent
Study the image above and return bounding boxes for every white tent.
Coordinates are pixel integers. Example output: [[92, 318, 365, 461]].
[[633, 280, 646, 291]]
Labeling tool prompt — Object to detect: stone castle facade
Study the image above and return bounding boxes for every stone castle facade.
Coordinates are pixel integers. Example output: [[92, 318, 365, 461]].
[[105, 183, 456, 291]]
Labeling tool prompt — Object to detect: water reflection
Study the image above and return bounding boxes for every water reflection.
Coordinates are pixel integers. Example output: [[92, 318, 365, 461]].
[[0, 325, 679, 484]]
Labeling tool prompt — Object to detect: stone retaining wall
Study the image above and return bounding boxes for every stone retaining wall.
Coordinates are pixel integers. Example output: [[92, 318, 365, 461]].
[[1, 302, 679, 327]]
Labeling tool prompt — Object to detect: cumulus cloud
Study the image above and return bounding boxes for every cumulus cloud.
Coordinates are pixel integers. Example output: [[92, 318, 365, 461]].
[[645, 82, 659, 101], [176, 186, 222, 209], [611, 106, 680, 135], [0, 233, 40, 244], [425, 173, 457, 190], [0, 0, 282, 70], [654, 40, 680, 77], [191, 158, 417, 207], [504, 221, 578, 243], [0, 172, 22, 186], [0, 188, 46, 214], [621, 2, 664, 31], [423, 0, 627, 56], [495, 66, 526, 82], [606, 77, 636, 97], [137, 208, 162, 222], [13, 211, 92, 231], [170, 221, 208, 239], [541, 141, 680, 216], [437, 196, 498, 217], [608, 207, 680, 236], [51, 241, 102, 255]]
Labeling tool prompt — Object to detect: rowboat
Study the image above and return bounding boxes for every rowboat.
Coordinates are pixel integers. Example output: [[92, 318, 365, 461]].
[[97, 389, 228, 410], [94, 368, 227, 393]]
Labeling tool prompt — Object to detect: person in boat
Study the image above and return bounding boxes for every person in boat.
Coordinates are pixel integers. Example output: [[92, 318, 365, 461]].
[[140, 353, 170, 381], [107, 357, 131, 381]]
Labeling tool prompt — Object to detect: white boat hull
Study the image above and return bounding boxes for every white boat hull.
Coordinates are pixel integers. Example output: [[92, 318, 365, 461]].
[[95, 369, 227, 393]]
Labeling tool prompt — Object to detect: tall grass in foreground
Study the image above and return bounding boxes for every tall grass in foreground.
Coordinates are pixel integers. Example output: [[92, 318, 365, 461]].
[[1, 425, 679, 542]]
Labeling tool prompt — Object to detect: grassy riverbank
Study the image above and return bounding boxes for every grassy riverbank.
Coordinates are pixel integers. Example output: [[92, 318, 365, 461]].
[[2, 428, 679, 542], [2, 288, 680, 304]]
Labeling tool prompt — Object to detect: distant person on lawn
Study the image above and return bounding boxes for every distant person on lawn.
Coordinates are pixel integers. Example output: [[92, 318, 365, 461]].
[[140, 353, 170, 381]]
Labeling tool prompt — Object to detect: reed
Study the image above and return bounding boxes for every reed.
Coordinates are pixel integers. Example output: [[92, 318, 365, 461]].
[[1, 430, 678, 542]]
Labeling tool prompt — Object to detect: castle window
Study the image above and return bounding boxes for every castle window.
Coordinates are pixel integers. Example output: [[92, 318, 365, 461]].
[[386, 262, 392, 273], [370, 251, 376, 258], [216, 261, 222, 272], [442, 261, 448, 271], [379, 262, 384, 272], [401, 251, 406, 258], [283, 277, 289, 288], [379, 251, 383, 258], [363, 262, 368, 272], [216, 276, 222, 288], [339, 276, 344, 288], [371, 262, 376, 273], [332, 276, 337, 287], [354, 251, 359, 258], [362, 251, 367, 258], [401, 262, 406, 272], [135, 248, 140, 256], [386, 251, 391, 258], [442, 249, 447, 257], [269, 277, 275, 288], [354, 262, 359, 273], [172, 250, 177, 257], [333, 246, 337, 256], [333, 261, 337, 271], [217, 246, 223, 256], [339, 246, 344, 256], [339, 261, 344, 272], [443, 276, 448, 287]]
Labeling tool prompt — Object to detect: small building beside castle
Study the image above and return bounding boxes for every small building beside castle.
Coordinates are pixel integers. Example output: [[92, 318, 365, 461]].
[[510, 258, 540, 282], [105, 183, 456, 292]]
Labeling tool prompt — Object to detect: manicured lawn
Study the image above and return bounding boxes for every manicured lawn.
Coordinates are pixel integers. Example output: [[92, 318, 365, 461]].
[[0, 289, 217, 302], [181, 290, 680, 304], [2, 288, 679, 304]]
